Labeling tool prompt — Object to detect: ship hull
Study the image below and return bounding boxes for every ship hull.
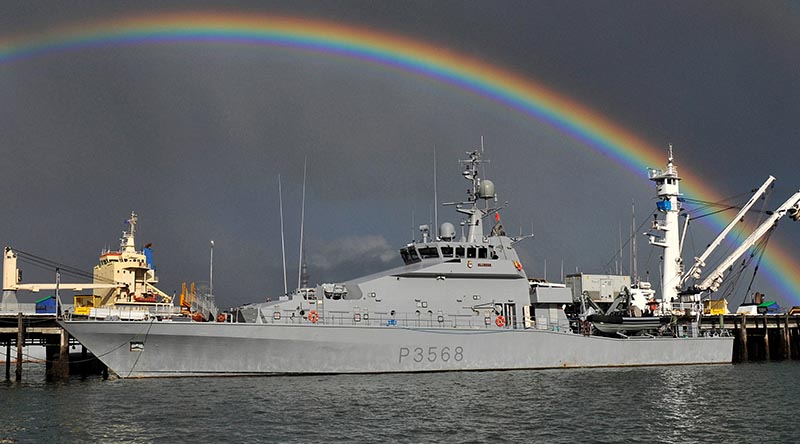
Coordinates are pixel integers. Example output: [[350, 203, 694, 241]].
[[60, 320, 733, 378]]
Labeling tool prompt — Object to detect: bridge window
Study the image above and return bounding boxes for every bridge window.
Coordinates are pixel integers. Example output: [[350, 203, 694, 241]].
[[466, 247, 476, 259], [440, 246, 454, 258], [400, 247, 422, 265], [478, 248, 487, 259], [418, 247, 440, 259], [455, 246, 465, 258]]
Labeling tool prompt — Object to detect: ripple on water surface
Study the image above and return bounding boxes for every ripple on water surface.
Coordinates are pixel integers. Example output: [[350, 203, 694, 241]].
[[2, 362, 799, 443]]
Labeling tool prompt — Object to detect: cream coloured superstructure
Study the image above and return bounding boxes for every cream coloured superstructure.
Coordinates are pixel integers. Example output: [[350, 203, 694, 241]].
[[92, 212, 172, 307]]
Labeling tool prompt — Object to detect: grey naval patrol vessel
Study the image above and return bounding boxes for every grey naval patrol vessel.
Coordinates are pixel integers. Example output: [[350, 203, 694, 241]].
[[55, 149, 738, 378]]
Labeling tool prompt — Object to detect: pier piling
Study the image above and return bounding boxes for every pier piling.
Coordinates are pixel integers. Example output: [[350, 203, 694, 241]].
[[782, 314, 791, 360], [738, 315, 748, 362], [54, 329, 69, 380], [4, 341, 10, 381], [15, 313, 23, 381]]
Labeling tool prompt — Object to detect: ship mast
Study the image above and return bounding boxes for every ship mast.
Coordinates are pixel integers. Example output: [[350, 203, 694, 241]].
[[297, 157, 307, 290], [631, 200, 638, 284], [647, 146, 682, 312], [122, 212, 138, 253], [450, 150, 496, 243]]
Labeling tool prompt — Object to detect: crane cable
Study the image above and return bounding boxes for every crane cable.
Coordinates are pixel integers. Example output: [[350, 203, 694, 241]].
[[12, 248, 116, 284]]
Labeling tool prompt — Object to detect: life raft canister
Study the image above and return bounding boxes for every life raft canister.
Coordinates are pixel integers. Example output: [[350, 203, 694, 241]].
[[495, 315, 506, 327], [308, 310, 319, 323]]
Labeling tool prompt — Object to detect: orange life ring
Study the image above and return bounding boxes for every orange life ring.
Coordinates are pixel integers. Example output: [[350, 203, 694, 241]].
[[495, 315, 506, 327], [308, 310, 319, 323], [217, 314, 226, 323]]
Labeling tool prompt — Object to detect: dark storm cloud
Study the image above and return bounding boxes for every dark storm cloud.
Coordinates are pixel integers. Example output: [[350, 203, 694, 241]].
[[2, 1, 799, 308]]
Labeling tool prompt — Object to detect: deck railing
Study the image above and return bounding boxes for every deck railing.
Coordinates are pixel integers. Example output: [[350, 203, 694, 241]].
[[63, 305, 575, 333], [62, 305, 181, 321], [246, 308, 569, 332]]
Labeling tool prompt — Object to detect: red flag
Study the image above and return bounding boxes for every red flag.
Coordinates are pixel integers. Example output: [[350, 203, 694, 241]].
[[495, 212, 500, 222]]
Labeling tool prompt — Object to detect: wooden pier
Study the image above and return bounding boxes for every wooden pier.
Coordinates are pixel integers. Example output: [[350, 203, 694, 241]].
[[1, 313, 67, 381], [700, 313, 800, 362], [0, 313, 105, 382]]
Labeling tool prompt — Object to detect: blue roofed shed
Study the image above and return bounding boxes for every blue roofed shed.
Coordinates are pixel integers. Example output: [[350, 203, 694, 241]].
[[35, 295, 57, 314]]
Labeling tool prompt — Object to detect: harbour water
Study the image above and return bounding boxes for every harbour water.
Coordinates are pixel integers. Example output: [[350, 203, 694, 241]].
[[2, 362, 799, 443]]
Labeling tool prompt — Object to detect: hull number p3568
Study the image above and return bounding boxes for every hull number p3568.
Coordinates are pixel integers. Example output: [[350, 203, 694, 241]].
[[399, 346, 463, 363]]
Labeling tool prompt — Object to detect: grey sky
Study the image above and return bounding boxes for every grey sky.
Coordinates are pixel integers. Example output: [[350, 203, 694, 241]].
[[2, 1, 799, 308]]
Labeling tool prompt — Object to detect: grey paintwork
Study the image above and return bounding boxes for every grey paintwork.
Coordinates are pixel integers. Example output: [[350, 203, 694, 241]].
[[59, 320, 733, 378]]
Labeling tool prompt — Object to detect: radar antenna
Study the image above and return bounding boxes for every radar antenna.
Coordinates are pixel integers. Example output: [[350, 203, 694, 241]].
[[441, 147, 500, 243]]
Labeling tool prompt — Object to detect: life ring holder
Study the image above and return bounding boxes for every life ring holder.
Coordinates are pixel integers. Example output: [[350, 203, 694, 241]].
[[495, 315, 506, 327], [308, 310, 319, 324]]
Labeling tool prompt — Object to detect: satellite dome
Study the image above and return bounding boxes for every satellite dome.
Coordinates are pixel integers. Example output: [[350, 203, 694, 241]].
[[439, 222, 456, 241], [478, 179, 495, 199]]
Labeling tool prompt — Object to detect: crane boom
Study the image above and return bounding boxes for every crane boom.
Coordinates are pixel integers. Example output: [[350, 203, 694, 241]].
[[697, 190, 800, 292], [13, 283, 120, 292], [4, 247, 123, 292], [681, 176, 775, 287]]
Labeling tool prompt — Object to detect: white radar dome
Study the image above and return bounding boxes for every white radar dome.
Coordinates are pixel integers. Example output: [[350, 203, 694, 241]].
[[478, 179, 496, 199], [439, 222, 456, 241]]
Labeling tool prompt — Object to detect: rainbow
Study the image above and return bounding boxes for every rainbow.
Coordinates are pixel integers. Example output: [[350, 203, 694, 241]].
[[1, 12, 798, 302]]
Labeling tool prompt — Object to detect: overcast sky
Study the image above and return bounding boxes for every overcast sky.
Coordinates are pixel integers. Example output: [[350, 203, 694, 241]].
[[2, 1, 799, 308]]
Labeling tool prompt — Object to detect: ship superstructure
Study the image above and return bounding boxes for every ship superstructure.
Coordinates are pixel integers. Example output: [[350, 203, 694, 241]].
[[91, 213, 172, 308], [646, 148, 800, 315], [237, 150, 532, 331], [647, 145, 683, 313]]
